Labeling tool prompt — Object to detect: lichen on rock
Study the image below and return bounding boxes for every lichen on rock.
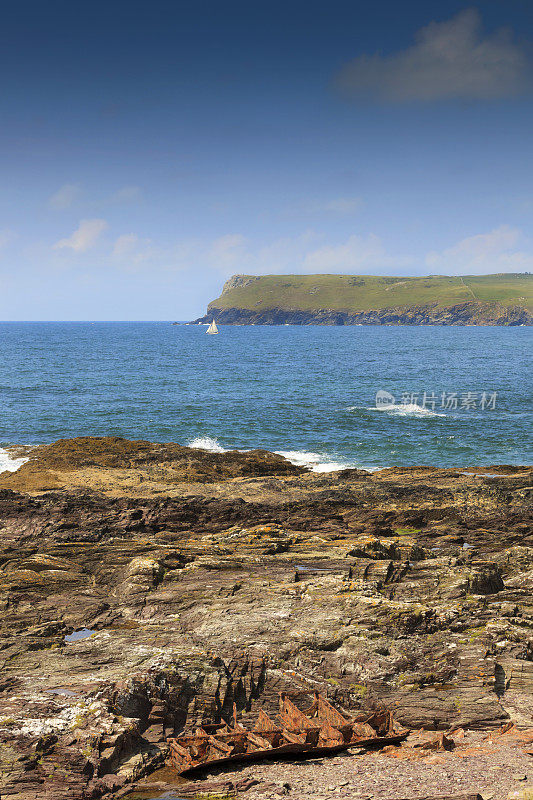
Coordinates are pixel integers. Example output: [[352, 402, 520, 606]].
[[0, 438, 531, 798]]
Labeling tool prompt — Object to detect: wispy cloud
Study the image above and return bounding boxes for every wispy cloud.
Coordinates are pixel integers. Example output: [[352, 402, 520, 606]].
[[45, 217, 533, 280], [322, 197, 364, 214], [48, 183, 82, 210], [203, 228, 533, 276], [303, 233, 411, 272], [59, 223, 533, 281], [109, 230, 323, 276], [112, 233, 153, 265], [54, 219, 108, 253], [425, 225, 533, 273], [207, 234, 248, 270], [336, 9, 529, 102], [206, 231, 321, 275], [201, 231, 410, 276], [108, 185, 142, 204], [111, 233, 201, 274]]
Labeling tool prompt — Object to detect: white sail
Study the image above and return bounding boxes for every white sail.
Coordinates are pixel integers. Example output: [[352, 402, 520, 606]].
[[206, 319, 219, 335]]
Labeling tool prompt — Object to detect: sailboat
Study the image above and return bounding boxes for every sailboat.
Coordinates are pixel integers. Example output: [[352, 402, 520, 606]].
[[206, 319, 219, 335]]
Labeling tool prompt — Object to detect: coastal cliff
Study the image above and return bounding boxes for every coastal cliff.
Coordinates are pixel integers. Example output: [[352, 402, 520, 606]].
[[0, 437, 532, 798], [193, 273, 533, 325]]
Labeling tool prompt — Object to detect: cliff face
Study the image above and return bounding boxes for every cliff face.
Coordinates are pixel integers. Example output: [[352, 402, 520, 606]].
[[195, 301, 532, 326], [192, 273, 533, 326]]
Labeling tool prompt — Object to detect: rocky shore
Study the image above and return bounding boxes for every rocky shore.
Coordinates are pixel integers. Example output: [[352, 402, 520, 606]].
[[0, 437, 532, 800], [193, 301, 532, 326], [191, 273, 533, 326]]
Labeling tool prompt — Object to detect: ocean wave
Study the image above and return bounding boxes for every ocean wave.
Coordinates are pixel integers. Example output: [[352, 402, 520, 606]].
[[187, 436, 226, 453], [0, 448, 29, 473], [186, 437, 365, 473], [378, 403, 445, 417], [274, 449, 356, 473], [347, 403, 445, 417]]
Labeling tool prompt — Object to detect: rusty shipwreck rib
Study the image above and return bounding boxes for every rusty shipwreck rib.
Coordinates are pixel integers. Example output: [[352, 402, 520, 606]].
[[168, 692, 408, 775]]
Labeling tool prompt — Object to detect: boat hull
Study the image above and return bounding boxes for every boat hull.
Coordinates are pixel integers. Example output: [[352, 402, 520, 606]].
[[167, 692, 409, 775]]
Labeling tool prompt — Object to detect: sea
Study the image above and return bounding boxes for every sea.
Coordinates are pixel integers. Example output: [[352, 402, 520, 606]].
[[0, 322, 531, 473]]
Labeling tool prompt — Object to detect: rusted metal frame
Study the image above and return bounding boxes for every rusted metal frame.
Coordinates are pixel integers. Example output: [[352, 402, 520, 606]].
[[167, 692, 408, 775]]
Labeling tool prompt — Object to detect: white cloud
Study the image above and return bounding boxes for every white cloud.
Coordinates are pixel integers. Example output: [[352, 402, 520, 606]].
[[63, 224, 533, 281], [207, 234, 248, 269], [204, 228, 532, 277], [54, 219, 108, 253], [111, 234, 199, 273], [108, 186, 142, 204], [112, 230, 407, 277], [255, 232, 319, 272], [116, 231, 319, 277], [303, 233, 411, 272], [206, 231, 322, 275], [337, 9, 529, 102], [113, 233, 141, 258], [112, 233, 153, 265], [425, 225, 533, 273], [48, 184, 82, 210], [103, 225, 533, 281]]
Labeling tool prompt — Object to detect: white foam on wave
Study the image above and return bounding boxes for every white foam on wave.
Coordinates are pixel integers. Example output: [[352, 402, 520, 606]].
[[187, 436, 227, 453], [0, 448, 29, 473], [186, 437, 374, 473], [275, 449, 355, 473], [378, 403, 445, 417], [348, 403, 444, 417]]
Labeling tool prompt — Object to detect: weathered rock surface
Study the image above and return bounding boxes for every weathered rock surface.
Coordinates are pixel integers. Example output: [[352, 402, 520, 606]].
[[0, 436, 304, 494], [173, 727, 533, 800], [193, 301, 533, 326], [192, 272, 533, 326], [0, 438, 531, 799]]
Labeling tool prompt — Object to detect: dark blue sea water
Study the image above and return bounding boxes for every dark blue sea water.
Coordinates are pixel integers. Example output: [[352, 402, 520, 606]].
[[0, 322, 531, 471]]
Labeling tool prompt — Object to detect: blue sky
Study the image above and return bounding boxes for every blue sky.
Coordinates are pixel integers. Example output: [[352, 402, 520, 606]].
[[1, 0, 532, 319]]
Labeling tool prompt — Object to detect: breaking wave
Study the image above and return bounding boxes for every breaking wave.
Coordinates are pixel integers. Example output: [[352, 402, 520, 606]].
[[0, 448, 28, 473], [185, 437, 369, 472], [376, 403, 445, 417], [274, 449, 350, 472], [347, 403, 445, 417], [187, 436, 226, 453]]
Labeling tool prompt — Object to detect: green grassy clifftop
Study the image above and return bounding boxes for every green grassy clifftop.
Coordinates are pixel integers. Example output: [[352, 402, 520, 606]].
[[195, 272, 533, 325], [212, 273, 533, 312]]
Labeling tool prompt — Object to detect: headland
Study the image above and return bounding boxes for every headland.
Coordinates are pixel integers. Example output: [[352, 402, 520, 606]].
[[192, 273, 533, 326]]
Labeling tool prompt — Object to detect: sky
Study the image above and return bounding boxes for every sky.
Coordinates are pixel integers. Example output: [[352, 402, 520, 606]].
[[1, 0, 532, 320]]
